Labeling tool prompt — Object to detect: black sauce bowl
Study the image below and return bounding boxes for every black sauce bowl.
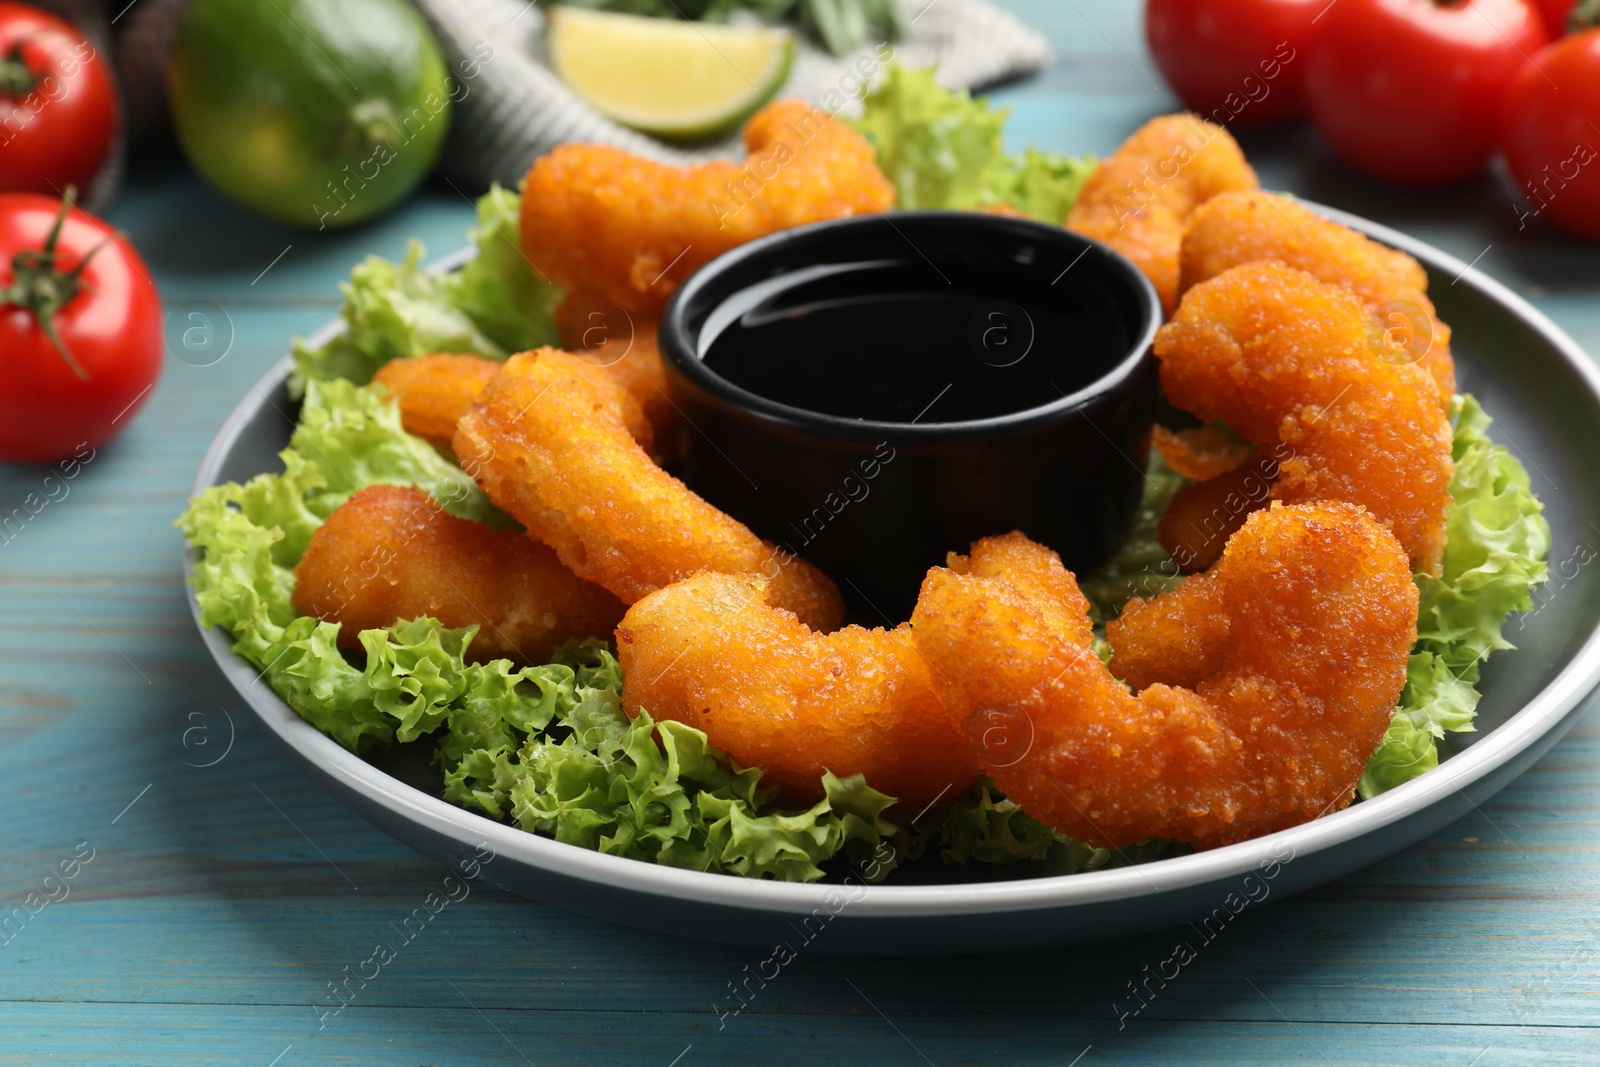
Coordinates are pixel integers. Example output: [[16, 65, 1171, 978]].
[[659, 211, 1162, 621]]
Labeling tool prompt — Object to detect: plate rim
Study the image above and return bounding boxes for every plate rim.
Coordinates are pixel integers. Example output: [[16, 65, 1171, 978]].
[[183, 205, 1600, 919]]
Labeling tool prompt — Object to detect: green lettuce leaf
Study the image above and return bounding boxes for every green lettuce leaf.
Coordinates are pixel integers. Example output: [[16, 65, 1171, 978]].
[[443, 184, 563, 354], [1079, 453, 1186, 620], [290, 242, 505, 393], [290, 184, 562, 394], [442, 642, 909, 882], [177, 455, 395, 751], [1415, 395, 1552, 676], [261, 615, 395, 752], [987, 148, 1097, 225], [178, 459, 315, 663], [939, 779, 1069, 865], [1360, 394, 1550, 797], [1357, 651, 1479, 796], [291, 378, 503, 526], [935, 780, 1181, 873], [852, 65, 1095, 221]]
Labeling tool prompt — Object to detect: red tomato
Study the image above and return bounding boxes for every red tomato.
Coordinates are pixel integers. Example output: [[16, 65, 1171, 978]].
[[1303, 0, 1549, 185], [1535, 0, 1574, 34], [0, 193, 162, 463], [1502, 29, 1600, 237], [1145, 0, 1322, 127], [0, 2, 118, 195]]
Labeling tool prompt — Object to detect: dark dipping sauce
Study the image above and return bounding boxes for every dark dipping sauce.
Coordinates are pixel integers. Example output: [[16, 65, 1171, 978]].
[[698, 259, 1131, 423], [661, 211, 1162, 619]]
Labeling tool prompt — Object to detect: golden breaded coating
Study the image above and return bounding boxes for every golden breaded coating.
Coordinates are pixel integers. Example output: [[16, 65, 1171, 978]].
[[913, 506, 1417, 849], [554, 286, 630, 352], [948, 531, 1099, 647], [1151, 424, 1252, 481], [1155, 262, 1453, 575], [454, 349, 844, 631], [1180, 189, 1456, 403], [291, 485, 625, 664], [373, 354, 505, 452], [1156, 455, 1280, 574], [374, 350, 659, 456], [1104, 568, 1228, 693], [617, 573, 977, 807], [521, 100, 896, 316], [553, 288, 682, 453], [1067, 115, 1257, 313], [578, 326, 683, 460]]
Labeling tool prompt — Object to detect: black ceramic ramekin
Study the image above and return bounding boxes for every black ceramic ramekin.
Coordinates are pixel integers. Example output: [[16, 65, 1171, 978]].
[[659, 211, 1162, 620]]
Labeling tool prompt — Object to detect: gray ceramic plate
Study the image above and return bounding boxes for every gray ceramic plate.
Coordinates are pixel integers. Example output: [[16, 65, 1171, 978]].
[[185, 206, 1600, 955]]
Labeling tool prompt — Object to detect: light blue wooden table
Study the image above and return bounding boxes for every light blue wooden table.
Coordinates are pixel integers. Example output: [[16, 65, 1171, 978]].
[[3, 2, 1599, 1063]]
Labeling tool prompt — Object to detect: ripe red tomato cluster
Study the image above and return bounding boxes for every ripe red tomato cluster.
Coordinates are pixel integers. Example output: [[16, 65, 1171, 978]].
[[0, 4, 158, 465], [1145, 0, 1600, 237]]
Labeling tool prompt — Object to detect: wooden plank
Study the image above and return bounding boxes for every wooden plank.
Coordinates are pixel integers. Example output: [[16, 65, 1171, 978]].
[[109, 167, 479, 307], [5, 1002, 1594, 1067]]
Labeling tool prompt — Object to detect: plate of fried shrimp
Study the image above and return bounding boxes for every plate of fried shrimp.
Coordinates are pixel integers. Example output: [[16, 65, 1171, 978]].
[[181, 70, 1600, 953]]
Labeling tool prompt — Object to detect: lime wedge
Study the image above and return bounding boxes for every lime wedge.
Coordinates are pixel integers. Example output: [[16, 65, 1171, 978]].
[[547, 8, 794, 141]]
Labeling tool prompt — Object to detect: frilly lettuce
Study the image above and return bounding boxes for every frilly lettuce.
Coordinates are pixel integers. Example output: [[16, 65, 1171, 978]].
[[290, 183, 561, 395], [937, 780, 1183, 871], [991, 147, 1098, 227], [938, 780, 1074, 865], [445, 642, 907, 882], [1415, 396, 1551, 676], [1080, 453, 1186, 620], [291, 377, 503, 527], [852, 64, 1094, 221], [442, 184, 563, 355], [1359, 395, 1550, 797]]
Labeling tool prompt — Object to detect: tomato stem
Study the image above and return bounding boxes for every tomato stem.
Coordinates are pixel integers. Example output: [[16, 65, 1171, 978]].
[[1, 187, 101, 381], [0, 42, 41, 97], [1571, 0, 1600, 32]]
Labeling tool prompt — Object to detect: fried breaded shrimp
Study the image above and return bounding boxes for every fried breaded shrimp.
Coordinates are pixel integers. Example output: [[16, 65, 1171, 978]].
[[373, 352, 656, 456], [1103, 567, 1229, 693], [292, 484, 625, 664], [521, 99, 895, 316], [1155, 262, 1453, 575], [454, 348, 844, 631], [1180, 189, 1455, 403], [373, 354, 506, 452], [1156, 454, 1283, 573], [1108, 502, 1417, 713], [552, 287, 682, 453], [913, 506, 1417, 849], [554, 287, 629, 352], [1066, 115, 1257, 313], [617, 572, 977, 807], [577, 327, 681, 455], [1151, 424, 1252, 481]]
